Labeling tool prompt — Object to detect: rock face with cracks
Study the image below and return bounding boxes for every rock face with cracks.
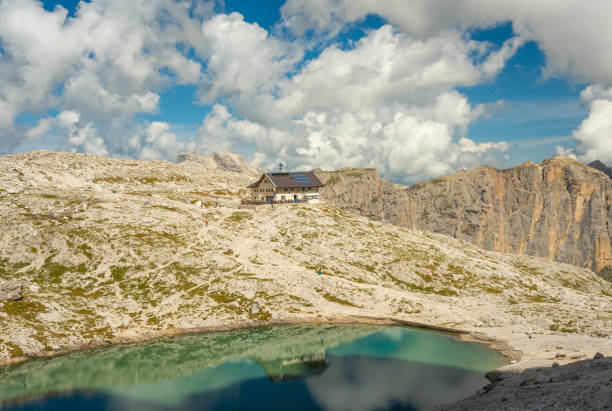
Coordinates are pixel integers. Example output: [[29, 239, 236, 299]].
[[0, 151, 610, 379], [317, 156, 612, 275]]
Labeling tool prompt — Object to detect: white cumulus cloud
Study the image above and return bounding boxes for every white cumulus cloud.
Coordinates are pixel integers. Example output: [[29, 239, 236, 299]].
[[0, 0, 209, 154], [6, 0, 611, 180]]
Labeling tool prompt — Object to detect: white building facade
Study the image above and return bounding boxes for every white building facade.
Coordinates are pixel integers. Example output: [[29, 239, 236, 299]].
[[248, 171, 323, 203]]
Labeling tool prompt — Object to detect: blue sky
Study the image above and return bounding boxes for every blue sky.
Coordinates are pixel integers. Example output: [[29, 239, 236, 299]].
[[2, 0, 611, 183]]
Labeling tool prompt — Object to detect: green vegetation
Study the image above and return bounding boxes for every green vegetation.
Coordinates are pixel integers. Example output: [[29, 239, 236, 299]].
[[525, 294, 560, 303], [386, 272, 458, 296], [93, 176, 124, 184], [151, 204, 183, 213], [110, 265, 129, 282], [3, 300, 48, 321], [324, 176, 340, 186], [139, 175, 190, 184], [38, 255, 87, 284], [514, 262, 542, 277], [0, 259, 30, 280], [429, 177, 445, 185], [39, 193, 60, 199], [342, 169, 364, 178], [416, 272, 433, 283], [224, 212, 251, 223], [322, 293, 359, 307], [5, 341, 23, 357], [78, 244, 93, 260]]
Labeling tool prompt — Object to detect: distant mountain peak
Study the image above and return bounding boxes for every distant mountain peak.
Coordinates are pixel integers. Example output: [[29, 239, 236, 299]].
[[588, 160, 612, 178], [177, 152, 261, 178]]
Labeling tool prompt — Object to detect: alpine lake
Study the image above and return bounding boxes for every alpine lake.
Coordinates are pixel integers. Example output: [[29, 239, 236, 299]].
[[0, 325, 506, 411]]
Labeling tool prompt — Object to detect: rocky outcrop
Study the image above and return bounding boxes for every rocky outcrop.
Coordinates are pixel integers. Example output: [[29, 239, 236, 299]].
[[317, 156, 612, 273], [436, 355, 612, 410], [177, 152, 261, 178], [589, 160, 612, 178], [0, 280, 22, 301], [314, 168, 392, 221]]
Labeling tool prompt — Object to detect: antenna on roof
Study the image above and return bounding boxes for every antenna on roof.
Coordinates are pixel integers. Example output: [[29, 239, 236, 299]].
[[279, 162, 284, 172]]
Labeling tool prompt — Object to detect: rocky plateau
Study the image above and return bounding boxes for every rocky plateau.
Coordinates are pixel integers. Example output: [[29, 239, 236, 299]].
[[0, 151, 610, 409]]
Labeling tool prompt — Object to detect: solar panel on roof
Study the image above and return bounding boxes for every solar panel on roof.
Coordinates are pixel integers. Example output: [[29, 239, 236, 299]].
[[291, 173, 312, 185]]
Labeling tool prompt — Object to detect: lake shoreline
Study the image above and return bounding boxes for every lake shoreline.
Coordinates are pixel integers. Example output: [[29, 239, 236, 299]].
[[0, 314, 518, 368]]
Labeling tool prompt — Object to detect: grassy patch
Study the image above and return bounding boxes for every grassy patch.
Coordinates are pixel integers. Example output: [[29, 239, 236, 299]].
[[93, 176, 124, 184], [39, 193, 61, 199], [38, 255, 88, 284], [110, 265, 130, 282], [2, 300, 48, 321], [151, 204, 183, 213], [0, 259, 31, 280], [387, 272, 458, 296], [225, 212, 251, 223], [5, 341, 23, 357], [525, 294, 561, 303], [416, 271, 433, 282], [78, 244, 94, 259], [322, 293, 359, 307], [139, 175, 190, 184], [324, 176, 340, 186], [514, 262, 542, 276]]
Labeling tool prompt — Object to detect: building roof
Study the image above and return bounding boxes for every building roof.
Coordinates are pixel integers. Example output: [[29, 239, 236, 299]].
[[248, 171, 324, 189]]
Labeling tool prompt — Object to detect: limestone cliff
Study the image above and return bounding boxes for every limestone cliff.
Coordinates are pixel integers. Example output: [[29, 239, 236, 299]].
[[317, 156, 612, 273]]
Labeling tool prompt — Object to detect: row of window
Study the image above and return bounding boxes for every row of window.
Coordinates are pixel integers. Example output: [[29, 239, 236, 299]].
[[254, 187, 310, 192], [258, 194, 319, 201]]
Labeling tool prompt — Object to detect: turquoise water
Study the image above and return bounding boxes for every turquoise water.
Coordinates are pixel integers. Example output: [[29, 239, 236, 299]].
[[0, 325, 506, 410]]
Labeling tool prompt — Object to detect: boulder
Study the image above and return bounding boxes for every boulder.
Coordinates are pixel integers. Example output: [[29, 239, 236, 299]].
[[0, 280, 23, 301]]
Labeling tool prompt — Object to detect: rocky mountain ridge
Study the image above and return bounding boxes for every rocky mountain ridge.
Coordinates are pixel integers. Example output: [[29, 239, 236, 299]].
[[589, 160, 612, 179], [176, 151, 262, 179], [316, 157, 612, 275]]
